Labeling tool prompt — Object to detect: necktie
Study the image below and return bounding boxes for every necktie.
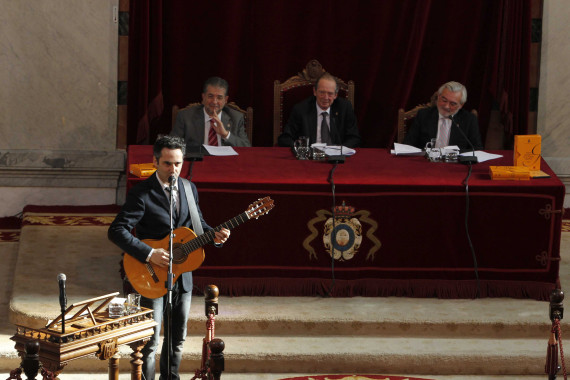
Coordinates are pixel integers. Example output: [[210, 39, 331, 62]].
[[435, 117, 451, 148], [208, 119, 218, 146], [321, 112, 332, 145], [166, 187, 178, 220]]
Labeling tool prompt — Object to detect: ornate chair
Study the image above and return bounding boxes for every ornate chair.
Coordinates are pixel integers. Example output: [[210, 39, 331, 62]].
[[397, 92, 437, 144], [172, 102, 253, 144], [273, 59, 355, 146]]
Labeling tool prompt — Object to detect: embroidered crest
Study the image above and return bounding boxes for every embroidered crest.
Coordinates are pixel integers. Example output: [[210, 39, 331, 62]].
[[304, 201, 381, 261], [322, 203, 362, 261]]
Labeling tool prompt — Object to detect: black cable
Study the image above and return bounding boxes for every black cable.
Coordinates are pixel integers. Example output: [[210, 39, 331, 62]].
[[324, 163, 339, 297], [187, 161, 195, 181], [462, 162, 480, 298]]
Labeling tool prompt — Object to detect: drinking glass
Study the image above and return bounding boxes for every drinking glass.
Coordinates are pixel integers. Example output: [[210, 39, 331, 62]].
[[126, 293, 141, 315], [293, 136, 310, 160]]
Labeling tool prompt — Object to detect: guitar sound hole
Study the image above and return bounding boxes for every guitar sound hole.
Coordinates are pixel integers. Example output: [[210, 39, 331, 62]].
[[172, 244, 187, 264]]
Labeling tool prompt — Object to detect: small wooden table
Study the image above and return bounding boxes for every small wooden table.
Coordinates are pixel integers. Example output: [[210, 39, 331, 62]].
[[12, 293, 157, 380]]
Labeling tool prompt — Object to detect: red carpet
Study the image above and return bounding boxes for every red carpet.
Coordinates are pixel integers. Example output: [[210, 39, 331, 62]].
[[279, 376, 435, 380]]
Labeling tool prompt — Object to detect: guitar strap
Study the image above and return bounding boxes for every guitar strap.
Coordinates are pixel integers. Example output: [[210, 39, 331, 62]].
[[179, 177, 204, 236]]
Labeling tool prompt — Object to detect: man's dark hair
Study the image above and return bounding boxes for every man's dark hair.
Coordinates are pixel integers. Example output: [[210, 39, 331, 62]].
[[314, 72, 339, 94], [153, 135, 186, 161], [202, 77, 229, 96]]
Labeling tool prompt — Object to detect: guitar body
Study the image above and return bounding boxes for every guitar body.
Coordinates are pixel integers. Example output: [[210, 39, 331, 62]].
[[123, 227, 205, 299]]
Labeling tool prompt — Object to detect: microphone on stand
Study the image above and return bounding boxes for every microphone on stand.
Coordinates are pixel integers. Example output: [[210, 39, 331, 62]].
[[327, 113, 345, 164], [448, 115, 478, 164], [58, 273, 67, 333]]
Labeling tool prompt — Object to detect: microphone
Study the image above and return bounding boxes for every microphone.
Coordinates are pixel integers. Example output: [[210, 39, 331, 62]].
[[58, 273, 67, 311], [58, 273, 67, 333], [448, 115, 478, 164], [327, 113, 345, 164], [168, 175, 176, 188]]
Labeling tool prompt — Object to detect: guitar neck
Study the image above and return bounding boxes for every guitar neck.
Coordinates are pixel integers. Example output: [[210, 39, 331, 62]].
[[183, 211, 250, 252]]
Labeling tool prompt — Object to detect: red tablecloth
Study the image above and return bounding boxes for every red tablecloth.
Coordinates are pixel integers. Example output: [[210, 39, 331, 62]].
[[127, 147, 565, 299]]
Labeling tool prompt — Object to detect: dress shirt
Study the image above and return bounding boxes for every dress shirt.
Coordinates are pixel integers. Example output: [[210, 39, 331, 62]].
[[316, 104, 331, 144], [203, 108, 230, 145], [435, 113, 452, 148], [145, 176, 179, 262]]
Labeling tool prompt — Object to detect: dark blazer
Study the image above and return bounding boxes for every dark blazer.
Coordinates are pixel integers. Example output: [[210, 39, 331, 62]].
[[171, 104, 251, 147], [108, 173, 212, 294], [403, 106, 483, 151], [277, 96, 361, 148]]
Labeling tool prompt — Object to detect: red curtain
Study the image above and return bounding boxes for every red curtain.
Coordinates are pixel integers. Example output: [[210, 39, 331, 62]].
[[127, 0, 532, 148]]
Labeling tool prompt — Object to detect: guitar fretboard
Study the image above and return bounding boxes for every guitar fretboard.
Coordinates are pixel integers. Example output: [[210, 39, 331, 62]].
[[179, 211, 250, 257]]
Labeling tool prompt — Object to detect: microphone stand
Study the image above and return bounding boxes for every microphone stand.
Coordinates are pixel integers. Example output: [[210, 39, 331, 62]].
[[325, 120, 345, 296], [184, 149, 204, 181], [448, 115, 480, 297], [449, 115, 478, 164], [327, 115, 345, 164], [165, 175, 176, 380]]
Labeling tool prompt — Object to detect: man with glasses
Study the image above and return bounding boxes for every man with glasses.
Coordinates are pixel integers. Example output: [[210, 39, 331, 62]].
[[403, 81, 483, 151]]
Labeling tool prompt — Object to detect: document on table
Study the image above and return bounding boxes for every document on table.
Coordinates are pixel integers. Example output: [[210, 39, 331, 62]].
[[323, 146, 356, 156], [459, 151, 502, 163], [202, 145, 238, 156], [391, 143, 424, 156]]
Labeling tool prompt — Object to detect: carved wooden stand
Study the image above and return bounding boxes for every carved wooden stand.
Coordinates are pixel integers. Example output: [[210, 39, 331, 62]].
[[192, 285, 225, 380], [11, 293, 157, 380]]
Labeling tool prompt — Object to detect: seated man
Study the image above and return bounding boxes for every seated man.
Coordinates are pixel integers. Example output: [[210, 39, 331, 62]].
[[403, 81, 483, 151], [277, 73, 361, 148], [171, 76, 251, 148]]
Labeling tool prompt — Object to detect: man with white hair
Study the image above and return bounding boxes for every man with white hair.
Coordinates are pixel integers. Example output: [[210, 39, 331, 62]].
[[403, 81, 483, 151]]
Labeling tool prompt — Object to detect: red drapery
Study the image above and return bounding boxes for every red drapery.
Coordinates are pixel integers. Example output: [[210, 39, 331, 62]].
[[127, 0, 532, 148]]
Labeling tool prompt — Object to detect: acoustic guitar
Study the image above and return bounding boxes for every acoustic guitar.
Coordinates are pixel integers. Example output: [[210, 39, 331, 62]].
[[123, 196, 274, 299]]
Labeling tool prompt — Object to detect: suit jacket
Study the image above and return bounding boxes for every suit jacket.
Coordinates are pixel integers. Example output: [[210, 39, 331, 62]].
[[403, 106, 484, 151], [277, 96, 362, 148], [171, 104, 251, 147], [108, 173, 212, 294]]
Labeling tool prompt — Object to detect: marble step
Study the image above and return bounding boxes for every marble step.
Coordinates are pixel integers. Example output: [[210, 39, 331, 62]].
[[185, 296, 555, 339], [0, 335, 551, 376]]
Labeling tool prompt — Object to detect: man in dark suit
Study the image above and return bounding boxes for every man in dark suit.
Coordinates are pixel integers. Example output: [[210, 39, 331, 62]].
[[277, 73, 361, 148], [403, 81, 483, 151], [108, 135, 230, 380], [171, 76, 251, 148]]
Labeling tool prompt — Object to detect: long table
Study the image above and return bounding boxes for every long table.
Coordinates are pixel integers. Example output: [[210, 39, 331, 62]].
[[127, 146, 565, 300]]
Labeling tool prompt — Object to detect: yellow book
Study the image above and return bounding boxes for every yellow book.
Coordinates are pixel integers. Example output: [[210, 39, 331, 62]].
[[489, 166, 531, 180], [130, 163, 156, 178], [514, 134, 541, 170]]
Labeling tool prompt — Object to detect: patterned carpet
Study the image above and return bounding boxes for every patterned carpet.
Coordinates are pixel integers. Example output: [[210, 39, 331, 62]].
[[279, 377, 435, 380]]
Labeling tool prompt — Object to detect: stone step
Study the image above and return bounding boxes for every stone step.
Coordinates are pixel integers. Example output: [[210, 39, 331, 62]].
[[0, 335, 551, 376], [185, 296, 555, 339]]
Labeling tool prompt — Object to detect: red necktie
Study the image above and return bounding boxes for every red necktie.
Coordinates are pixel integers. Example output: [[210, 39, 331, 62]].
[[208, 119, 218, 146]]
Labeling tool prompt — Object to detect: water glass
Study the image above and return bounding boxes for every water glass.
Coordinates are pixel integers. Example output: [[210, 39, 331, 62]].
[[311, 143, 326, 160], [108, 299, 125, 318], [293, 136, 310, 160], [126, 293, 141, 314]]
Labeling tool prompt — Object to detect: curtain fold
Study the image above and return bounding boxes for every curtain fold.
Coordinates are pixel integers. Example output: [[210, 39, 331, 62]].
[[128, 0, 163, 144]]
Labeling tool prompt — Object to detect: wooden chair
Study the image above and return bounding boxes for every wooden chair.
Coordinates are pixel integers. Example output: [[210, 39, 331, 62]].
[[397, 92, 437, 144], [273, 59, 355, 146], [172, 102, 253, 144]]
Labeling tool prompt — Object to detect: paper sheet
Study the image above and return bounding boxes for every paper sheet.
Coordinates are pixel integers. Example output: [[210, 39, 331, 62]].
[[202, 145, 239, 156], [391, 143, 423, 156], [322, 146, 356, 156], [459, 151, 503, 163]]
